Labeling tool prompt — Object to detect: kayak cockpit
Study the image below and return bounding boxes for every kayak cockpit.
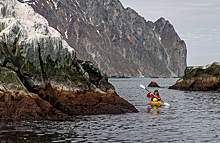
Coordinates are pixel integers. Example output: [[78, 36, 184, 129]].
[[148, 101, 162, 106]]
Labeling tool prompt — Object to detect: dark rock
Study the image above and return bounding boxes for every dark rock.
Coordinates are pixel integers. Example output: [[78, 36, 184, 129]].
[[148, 80, 160, 87], [169, 62, 220, 91], [0, 90, 69, 123], [0, 85, 138, 123]]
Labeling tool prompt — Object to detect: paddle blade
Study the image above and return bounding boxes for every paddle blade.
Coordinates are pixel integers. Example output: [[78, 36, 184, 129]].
[[163, 102, 170, 106], [140, 84, 146, 89]]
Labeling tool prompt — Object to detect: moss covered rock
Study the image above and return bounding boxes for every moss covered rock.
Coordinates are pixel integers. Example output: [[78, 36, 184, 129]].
[[169, 62, 220, 91]]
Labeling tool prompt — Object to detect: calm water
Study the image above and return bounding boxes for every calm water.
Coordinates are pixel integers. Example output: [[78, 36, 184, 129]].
[[1, 78, 220, 142]]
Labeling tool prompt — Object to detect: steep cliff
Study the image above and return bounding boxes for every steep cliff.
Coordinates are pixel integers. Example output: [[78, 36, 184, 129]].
[[0, 0, 109, 92], [24, 0, 187, 77], [0, 0, 138, 122]]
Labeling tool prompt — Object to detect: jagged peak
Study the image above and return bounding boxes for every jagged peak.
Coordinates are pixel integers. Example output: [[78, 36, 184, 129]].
[[155, 17, 173, 28], [155, 17, 167, 25], [126, 7, 138, 15], [125, 6, 147, 25], [107, 0, 125, 12]]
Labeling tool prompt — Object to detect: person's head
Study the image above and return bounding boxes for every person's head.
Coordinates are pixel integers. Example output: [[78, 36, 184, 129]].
[[154, 90, 159, 95]]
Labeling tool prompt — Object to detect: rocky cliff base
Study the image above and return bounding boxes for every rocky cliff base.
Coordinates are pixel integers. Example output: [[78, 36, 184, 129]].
[[169, 62, 220, 91], [0, 83, 138, 123]]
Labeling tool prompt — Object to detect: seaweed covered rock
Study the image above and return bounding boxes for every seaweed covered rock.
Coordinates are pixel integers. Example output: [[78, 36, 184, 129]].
[[32, 82, 137, 115], [169, 62, 220, 91], [0, 90, 69, 122], [0, 86, 138, 123]]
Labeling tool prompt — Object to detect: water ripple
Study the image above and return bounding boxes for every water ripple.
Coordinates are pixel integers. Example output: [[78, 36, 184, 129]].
[[1, 78, 220, 142]]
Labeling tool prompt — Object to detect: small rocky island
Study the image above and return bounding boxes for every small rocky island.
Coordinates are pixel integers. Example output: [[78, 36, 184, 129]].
[[0, 0, 138, 123], [169, 62, 220, 91], [148, 80, 160, 87]]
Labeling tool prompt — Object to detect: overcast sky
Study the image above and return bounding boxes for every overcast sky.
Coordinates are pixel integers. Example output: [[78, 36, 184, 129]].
[[120, 0, 220, 66]]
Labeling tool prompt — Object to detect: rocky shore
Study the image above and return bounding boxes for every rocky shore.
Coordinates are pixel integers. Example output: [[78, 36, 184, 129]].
[[169, 62, 220, 91], [0, 86, 138, 123], [0, 0, 138, 123]]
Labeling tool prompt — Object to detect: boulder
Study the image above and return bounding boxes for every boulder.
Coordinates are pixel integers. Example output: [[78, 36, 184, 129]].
[[169, 62, 220, 91], [148, 80, 160, 87]]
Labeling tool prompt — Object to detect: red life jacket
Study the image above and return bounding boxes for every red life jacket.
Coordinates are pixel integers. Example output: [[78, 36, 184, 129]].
[[147, 93, 161, 101]]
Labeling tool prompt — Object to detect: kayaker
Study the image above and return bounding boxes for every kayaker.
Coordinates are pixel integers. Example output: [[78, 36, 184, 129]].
[[147, 90, 161, 101]]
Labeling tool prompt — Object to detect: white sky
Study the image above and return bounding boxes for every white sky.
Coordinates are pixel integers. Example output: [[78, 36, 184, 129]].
[[120, 0, 220, 66]]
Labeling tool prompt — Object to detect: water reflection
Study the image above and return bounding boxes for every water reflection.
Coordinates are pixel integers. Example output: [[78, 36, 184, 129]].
[[1, 78, 220, 142], [147, 106, 161, 115]]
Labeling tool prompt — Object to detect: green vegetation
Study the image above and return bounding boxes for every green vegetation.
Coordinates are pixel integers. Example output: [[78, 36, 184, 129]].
[[43, 55, 84, 82], [0, 67, 20, 83], [184, 67, 198, 78], [184, 62, 220, 78], [204, 62, 220, 76]]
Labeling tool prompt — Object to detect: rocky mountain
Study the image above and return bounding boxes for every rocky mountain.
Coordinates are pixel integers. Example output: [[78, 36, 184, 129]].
[[0, 0, 138, 122], [22, 0, 187, 77]]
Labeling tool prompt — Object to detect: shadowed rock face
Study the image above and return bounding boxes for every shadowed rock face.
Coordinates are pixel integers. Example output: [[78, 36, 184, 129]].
[[25, 0, 187, 77], [169, 62, 220, 91], [0, 0, 138, 122]]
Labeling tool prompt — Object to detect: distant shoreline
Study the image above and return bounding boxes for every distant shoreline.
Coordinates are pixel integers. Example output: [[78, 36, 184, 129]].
[[109, 76, 180, 78]]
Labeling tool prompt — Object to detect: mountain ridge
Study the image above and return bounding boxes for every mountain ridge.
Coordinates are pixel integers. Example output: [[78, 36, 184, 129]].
[[25, 0, 187, 77]]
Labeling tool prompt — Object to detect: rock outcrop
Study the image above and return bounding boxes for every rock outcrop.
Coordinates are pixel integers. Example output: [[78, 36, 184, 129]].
[[169, 62, 220, 91], [148, 80, 160, 87], [0, 90, 69, 122], [0, 0, 138, 122], [24, 0, 187, 77], [0, 88, 137, 122]]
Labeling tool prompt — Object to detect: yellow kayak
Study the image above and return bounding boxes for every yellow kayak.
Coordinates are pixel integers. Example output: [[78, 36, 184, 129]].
[[148, 101, 162, 106]]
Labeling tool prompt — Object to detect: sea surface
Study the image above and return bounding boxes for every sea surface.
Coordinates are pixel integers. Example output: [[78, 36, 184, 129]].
[[1, 78, 220, 142]]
